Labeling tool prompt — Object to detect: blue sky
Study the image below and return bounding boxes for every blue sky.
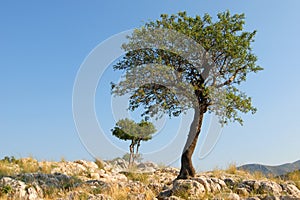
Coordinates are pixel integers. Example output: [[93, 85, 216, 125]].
[[1, 1, 300, 171]]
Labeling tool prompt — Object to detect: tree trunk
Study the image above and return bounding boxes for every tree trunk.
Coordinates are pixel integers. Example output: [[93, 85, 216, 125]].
[[129, 140, 135, 166], [177, 107, 205, 179], [135, 139, 141, 162]]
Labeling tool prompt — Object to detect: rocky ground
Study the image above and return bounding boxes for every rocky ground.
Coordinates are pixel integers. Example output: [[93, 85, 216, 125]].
[[0, 157, 300, 200]]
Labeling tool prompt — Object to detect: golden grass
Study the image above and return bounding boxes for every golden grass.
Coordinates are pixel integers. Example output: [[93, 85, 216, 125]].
[[210, 166, 223, 178], [109, 187, 128, 200], [94, 159, 105, 170], [225, 163, 238, 174], [18, 157, 40, 173], [250, 171, 267, 180], [106, 185, 155, 200], [284, 170, 300, 189], [126, 172, 150, 184], [0, 158, 18, 176], [0, 196, 8, 200]]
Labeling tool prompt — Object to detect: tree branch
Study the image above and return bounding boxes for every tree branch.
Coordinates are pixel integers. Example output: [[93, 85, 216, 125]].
[[217, 65, 247, 87]]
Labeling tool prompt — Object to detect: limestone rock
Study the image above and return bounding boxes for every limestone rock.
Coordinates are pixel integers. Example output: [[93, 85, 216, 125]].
[[281, 183, 300, 197], [172, 179, 205, 198], [0, 177, 40, 200], [260, 181, 283, 196], [236, 187, 249, 196], [137, 162, 158, 173], [280, 196, 300, 200], [227, 193, 240, 200], [261, 195, 280, 200], [107, 158, 128, 173], [195, 176, 212, 192], [167, 196, 185, 200], [246, 197, 261, 200]]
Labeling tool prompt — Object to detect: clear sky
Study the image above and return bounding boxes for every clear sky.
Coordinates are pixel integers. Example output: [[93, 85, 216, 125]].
[[1, 0, 300, 171]]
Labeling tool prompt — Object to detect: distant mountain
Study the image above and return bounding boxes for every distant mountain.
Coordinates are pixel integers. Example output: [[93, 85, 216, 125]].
[[238, 160, 300, 176]]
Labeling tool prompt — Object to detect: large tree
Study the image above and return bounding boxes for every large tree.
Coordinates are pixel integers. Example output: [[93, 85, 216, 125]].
[[111, 118, 156, 165], [112, 11, 263, 179]]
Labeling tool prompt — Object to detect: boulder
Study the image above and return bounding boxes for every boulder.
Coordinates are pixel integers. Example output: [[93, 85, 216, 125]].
[[172, 179, 205, 199], [227, 193, 240, 200], [259, 181, 283, 196], [137, 162, 157, 173], [236, 187, 249, 196], [0, 177, 40, 200], [261, 195, 280, 200], [246, 197, 261, 200], [281, 183, 300, 197]]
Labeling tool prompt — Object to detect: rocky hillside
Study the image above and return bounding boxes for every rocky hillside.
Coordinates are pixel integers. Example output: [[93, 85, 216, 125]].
[[0, 157, 300, 200], [238, 160, 300, 176]]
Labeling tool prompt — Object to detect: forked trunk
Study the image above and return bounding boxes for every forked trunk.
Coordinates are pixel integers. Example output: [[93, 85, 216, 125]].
[[177, 107, 205, 179], [135, 139, 141, 161], [129, 140, 135, 166]]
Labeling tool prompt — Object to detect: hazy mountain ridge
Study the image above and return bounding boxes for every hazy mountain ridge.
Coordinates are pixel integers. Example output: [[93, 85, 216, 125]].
[[238, 160, 300, 176]]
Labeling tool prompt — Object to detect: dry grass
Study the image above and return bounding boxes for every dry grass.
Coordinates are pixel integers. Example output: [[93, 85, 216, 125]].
[[0, 163, 15, 177], [0, 196, 8, 200], [0, 157, 57, 176], [250, 171, 267, 180], [95, 159, 105, 170], [0, 157, 19, 176], [283, 170, 300, 189], [225, 163, 238, 174], [106, 185, 155, 200], [108, 186, 128, 200], [38, 162, 55, 174], [211, 166, 223, 178], [126, 172, 150, 184], [18, 157, 40, 173]]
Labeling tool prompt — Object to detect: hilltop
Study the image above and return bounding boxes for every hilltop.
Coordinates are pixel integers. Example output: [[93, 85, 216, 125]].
[[1, 157, 300, 200], [239, 160, 300, 176]]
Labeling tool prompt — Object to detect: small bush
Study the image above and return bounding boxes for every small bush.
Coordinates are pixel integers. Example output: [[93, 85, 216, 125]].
[[1, 156, 17, 164], [38, 162, 54, 174], [1, 185, 12, 194], [109, 187, 128, 200], [95, 159, 104, 170], [252, 171, 267, 180], [284, 170, 300, 189], [126, 172, 149, 184], [0, 158, 16, 177], [211, 167, 223, 178], [226, 163, 237, 174]]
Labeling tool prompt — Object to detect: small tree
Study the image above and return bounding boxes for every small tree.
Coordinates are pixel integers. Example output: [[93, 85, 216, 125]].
[[111, 118, 156, 165], [112, 11, 263, 179]]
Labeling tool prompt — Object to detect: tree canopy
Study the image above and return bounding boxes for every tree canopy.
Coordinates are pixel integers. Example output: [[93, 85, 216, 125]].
[[112, 11, 262, 178]]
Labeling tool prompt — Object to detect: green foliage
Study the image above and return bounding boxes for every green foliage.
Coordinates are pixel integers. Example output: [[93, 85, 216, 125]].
[[1, 156, 17, 164], [0, 185, 12, 194], [112, 118, 137, 140], [112, 10, 262, 125], [112, 118, 156, 141]]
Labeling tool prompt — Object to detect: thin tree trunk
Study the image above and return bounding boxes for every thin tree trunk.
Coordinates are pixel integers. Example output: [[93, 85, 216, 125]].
[[177, 107, 205, 179], [135, 139, 141, 162], [129, 140, 135, 166]]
